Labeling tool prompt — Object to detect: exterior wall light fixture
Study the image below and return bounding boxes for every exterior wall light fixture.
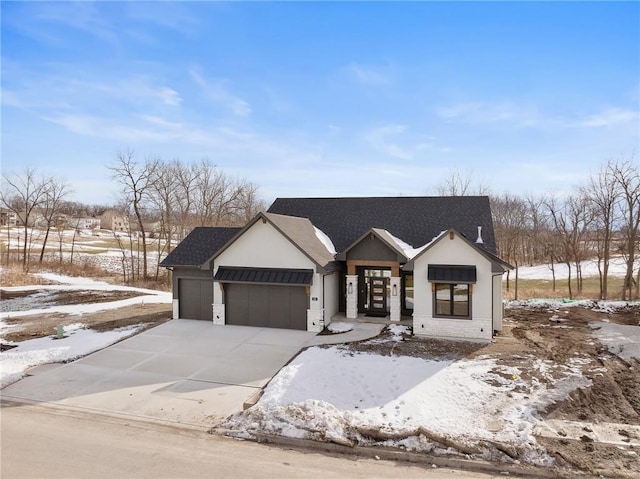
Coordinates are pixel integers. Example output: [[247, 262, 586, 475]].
[[348, 282, 353, 294]]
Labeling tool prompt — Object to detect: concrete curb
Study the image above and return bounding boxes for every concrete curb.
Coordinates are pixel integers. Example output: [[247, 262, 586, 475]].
[[228, 431, 599, 479]]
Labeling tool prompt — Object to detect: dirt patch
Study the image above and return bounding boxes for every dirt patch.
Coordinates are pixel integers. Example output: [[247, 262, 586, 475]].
[[1, 289, 143, 311], [337, 328, 484, 360], [1, 302, 171, 343]]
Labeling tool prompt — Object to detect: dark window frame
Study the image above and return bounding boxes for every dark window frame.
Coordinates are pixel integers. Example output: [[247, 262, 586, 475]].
[[432, 283, 472, 319]]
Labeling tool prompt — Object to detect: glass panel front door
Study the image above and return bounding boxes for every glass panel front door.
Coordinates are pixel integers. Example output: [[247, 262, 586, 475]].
[[357, 268, 391, 316], [367, 276, 388, 316]]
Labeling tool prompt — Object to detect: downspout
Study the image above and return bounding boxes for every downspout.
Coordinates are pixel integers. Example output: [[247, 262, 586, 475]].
[[322, 273, 327, 326]]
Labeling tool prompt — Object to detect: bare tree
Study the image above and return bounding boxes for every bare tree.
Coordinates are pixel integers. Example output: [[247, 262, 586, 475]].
[[581, 161, 620, 299], [546, 194, 595, 298], [173, 159, 198, 241], [491, 193, 527, 299], [38, 177, 71, 263], [149, 161, 178, 280], [108, 150, 159, 280], [611, 159, 640, 300], [434, 168, 490, 196], [0, 168, 50, 270]]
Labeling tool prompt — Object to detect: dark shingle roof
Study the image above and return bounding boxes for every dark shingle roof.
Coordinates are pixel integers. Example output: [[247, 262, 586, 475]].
[[159, 227, 241, 268], [267, 196, 497, 255]]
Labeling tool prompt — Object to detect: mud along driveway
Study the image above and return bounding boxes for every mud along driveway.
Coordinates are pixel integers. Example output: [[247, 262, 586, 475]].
[[1, 320, 316, 428]]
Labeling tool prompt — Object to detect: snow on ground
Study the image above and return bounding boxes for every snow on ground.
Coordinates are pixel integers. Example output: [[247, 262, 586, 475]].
[[224, 335, 591, 465], [516, 256, 631, 280], [507, 299, 639, 312], [327, 322, 354, 333], [0, 323, 144, 388], [592, 322, 640, 361], [0, 272, 171, 320]]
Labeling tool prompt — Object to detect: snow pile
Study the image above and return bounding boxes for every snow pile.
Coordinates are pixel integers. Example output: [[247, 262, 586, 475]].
[[507, 299, 638, 313], [387, 323, 411, 339], [592, 322, 640, 361], [327, 322, 354, 334], [0, 324, 144, 388], [313, 226, 337, 256], [224, 346, 590, 464], [385, 231, 428, 259]]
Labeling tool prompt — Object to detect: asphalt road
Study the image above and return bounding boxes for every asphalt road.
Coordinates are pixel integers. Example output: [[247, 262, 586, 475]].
[[1, 402, 506, 479]]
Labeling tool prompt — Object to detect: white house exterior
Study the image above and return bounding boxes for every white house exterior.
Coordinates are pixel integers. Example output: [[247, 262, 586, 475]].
[[405, 230, 510, 342], [211, 213, 338, 333], [161, 196, 511, 341]]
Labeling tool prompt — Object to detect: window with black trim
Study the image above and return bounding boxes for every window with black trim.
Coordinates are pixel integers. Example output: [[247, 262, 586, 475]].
[[434, 283, 470, 318]]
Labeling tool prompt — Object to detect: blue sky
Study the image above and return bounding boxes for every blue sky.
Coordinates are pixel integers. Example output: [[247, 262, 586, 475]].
[[2, 1, 639, 205]]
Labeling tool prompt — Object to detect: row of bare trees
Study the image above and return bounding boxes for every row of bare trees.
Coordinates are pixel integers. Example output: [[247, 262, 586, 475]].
[[0, 169, 71, 270], [1, 152, 264, 280], [108, 150, 264, 281], [489, 159, 639, 300]]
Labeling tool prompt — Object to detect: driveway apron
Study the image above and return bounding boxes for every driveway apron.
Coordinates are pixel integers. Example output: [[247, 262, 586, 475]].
[[1, 320, 316, 428]]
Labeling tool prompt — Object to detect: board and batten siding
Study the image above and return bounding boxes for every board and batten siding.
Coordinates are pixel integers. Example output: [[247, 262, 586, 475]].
[[213, 219, 327, 331], [412, 233, 496, 342]]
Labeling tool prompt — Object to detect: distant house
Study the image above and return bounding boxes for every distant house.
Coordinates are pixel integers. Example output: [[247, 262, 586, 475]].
[[0, 208, 18, 227], [74, 217, 101, 230], [161, 196, 512, 342], [100, 209, 130, 232]]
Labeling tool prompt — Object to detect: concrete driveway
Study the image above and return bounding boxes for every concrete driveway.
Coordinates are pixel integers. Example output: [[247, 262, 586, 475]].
[[1, 320, 317, 428]]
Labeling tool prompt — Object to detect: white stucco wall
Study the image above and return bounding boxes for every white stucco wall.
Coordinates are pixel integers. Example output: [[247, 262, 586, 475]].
[[212, 219, 329, 331], [412, 233, 495, 342], [213, 220, 320, 304], [492, 274, 504, 332], [322, 272, 339, 323]]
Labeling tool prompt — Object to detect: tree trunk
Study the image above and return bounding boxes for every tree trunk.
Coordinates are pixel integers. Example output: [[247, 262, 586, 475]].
[[566, 262, 573, 299], [22, 224, 28, 270], [39, 225, 52, 263]]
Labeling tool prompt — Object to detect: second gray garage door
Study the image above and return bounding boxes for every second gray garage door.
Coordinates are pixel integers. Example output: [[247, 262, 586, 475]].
[[225, 283, 308, 330]]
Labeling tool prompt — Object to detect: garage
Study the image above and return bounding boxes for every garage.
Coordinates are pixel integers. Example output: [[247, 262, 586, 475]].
[[178, 278, 214, 320], [216, 267, 311, 330]]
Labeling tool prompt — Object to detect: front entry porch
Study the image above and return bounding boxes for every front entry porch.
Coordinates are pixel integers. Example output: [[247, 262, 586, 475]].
[[338, 228, 415, 322], [331, 311, 413, 327]]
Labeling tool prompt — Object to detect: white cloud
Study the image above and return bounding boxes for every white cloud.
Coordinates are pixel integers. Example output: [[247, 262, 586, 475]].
[[578, 107, 639, 127], [124, 2, 200, 33], [437, 101, 540, 126], [156, 87, 183, 106], [364, 123, 413, 160], [140, 115, 183, 130], [437, 101, 639, 131], [189, 69, 251, 117], [345, 62, 393, 86]]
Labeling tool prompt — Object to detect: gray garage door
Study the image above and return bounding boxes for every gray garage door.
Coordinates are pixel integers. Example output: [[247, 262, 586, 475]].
[[179, 278, 214, 320], [225, 283, 307, 330]]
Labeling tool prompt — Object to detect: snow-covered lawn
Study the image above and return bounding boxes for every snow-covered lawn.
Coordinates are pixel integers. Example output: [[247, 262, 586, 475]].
[[224, 326, 594, 465], [516, 256, 632, 280], [224, 303, 640, 467], [1, 273, 171, 388]]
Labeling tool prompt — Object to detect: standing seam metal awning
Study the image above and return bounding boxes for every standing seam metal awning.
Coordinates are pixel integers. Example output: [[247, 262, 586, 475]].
[[214, 266, 313, 286], [428, 265, 477, 283]]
